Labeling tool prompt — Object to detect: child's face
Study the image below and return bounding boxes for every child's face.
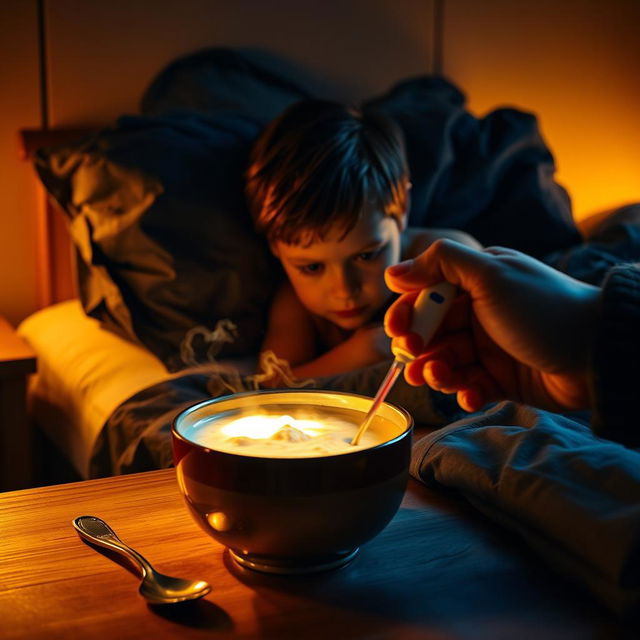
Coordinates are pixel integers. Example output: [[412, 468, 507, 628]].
[[272, 210, 403, 331]]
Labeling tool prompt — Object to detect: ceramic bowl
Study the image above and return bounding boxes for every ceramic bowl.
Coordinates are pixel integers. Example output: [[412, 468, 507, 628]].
[[172, 389, 412, 574]]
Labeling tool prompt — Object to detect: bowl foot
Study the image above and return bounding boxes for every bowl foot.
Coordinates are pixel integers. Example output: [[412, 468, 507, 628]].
[[229, 547, 359, 574]]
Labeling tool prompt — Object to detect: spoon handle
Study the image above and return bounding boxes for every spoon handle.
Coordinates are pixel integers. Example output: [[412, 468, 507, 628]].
[[73, 515, 155, 578]]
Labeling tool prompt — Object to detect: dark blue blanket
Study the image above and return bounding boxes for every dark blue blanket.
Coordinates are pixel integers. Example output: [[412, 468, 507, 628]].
[[412, 401, 640, 618]]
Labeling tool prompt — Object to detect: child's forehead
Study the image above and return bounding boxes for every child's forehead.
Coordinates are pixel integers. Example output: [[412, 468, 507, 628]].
[[303, 208, 389, 241], [277, 211, 398, 254]]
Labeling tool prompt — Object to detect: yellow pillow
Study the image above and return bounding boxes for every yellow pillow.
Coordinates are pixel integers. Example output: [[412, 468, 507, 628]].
[[18, 300, 170, 478]]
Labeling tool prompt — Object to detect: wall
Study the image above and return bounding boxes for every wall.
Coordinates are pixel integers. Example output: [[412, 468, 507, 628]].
[[442, 0, 640, 219], [0, 2, 40, 326], [46, 0, 435, 125], [0, 0, 638, 325]]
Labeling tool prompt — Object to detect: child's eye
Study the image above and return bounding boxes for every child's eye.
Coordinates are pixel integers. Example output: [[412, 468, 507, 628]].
[[357, 247, 384, 262], [297, 263, 323, 275]]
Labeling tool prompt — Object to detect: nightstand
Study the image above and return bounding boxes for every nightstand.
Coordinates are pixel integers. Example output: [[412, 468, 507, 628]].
[[0, 315, 37, 491]]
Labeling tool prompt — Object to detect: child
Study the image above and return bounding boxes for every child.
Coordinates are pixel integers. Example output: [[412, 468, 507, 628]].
[[245, 99, 480, 380]]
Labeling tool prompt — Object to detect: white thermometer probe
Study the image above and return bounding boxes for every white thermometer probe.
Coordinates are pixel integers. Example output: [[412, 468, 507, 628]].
[[351, 282, 456, 445]]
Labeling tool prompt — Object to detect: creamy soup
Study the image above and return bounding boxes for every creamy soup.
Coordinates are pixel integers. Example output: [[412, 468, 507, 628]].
[[190, 413, 382, 458]]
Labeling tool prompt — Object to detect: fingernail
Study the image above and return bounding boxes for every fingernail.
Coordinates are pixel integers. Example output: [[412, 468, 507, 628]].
[[387, 260, 414, 276]]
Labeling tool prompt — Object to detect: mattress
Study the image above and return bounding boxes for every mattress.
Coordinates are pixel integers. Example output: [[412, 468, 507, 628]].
[[18, 300, 171, 478]]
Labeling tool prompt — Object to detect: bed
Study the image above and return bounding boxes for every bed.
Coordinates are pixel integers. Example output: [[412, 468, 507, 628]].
[[19, 47, 640, 481], [16, 47, 640, 618]]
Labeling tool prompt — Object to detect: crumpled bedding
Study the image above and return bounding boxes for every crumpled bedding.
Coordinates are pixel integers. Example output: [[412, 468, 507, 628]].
[[411, 402, 640, 618], [88, 45, 639, 477], [92, 204, 640, 479], [90, 361, 465, 477]]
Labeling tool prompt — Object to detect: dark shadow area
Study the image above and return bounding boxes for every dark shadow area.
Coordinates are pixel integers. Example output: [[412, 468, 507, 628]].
[[224, 504, 637, 638], [148, 599, 233, 630], [32, 415, 83, 488]]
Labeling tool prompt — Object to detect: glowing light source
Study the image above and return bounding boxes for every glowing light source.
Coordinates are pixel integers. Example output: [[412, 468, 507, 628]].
[[219, 414, 326, 440], [192, 411, 381, 456]]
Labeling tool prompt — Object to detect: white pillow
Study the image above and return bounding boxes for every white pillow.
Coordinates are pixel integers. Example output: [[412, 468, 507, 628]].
[[18, 300, 170, 478]]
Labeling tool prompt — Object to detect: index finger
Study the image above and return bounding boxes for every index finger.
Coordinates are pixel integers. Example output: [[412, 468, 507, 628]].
[[384, 290, 419, 337], [385, 238, 492, 297]]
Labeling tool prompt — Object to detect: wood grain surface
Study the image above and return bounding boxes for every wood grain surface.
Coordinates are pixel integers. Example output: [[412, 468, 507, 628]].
[[0, 467, 630, 639]]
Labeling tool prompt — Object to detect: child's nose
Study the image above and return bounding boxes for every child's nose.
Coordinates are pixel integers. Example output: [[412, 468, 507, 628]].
[[331, 266, 360, 299]]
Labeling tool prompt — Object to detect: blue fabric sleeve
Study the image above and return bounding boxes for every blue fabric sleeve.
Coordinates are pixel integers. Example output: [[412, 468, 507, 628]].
[[411, 401, 640, 617]]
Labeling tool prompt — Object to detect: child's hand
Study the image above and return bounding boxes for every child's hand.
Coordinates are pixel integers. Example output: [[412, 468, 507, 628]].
[[351, 324, 392, 365]]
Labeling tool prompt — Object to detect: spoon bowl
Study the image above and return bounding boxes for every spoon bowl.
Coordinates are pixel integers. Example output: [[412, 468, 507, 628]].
[[73, 515, 211, 605], [138, 572, 211, 605]]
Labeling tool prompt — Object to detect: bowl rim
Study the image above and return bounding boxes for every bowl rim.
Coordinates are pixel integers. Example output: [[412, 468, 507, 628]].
[[171, 388, 413, 462]]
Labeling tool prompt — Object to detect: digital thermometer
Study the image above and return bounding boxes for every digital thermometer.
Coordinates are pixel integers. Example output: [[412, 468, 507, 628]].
[[351, 282, 456, 445]]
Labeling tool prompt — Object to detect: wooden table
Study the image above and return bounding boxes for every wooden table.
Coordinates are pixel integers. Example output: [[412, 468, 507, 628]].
[[0, 468, 631, 639]]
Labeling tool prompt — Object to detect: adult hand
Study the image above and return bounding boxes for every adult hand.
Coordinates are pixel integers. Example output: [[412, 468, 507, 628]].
[[384, 240, 601, 412]]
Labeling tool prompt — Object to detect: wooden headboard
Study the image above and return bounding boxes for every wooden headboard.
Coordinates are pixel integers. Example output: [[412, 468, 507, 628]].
[[20, 128, 97, 309]]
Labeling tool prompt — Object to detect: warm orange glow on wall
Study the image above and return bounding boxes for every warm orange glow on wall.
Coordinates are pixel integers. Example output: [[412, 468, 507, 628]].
[[444, 0, 640, 222], [0, 3, 40, 325]]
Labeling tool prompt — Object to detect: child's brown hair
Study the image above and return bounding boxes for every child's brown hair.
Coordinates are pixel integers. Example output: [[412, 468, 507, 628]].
[[245, 100, 409, 246]]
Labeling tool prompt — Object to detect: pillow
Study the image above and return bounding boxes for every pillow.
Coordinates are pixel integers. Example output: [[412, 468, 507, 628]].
[[18, 300, 170, 478], [35, 111, 279, 371], [34, 49, 316, 371]]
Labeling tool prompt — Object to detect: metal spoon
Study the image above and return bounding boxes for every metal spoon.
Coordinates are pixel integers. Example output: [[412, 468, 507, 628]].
[[73, 515, 211, 604]]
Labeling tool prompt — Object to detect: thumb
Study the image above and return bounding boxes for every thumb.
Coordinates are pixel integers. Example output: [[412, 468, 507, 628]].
[[385, 239, 492, 294]]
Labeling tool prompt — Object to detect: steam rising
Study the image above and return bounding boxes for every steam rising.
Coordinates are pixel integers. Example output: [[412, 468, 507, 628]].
[[178, 319, 315, 395], [177, 321, 391, 457], [180, 319, 238, 364], [249, 351, 315, 390]]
